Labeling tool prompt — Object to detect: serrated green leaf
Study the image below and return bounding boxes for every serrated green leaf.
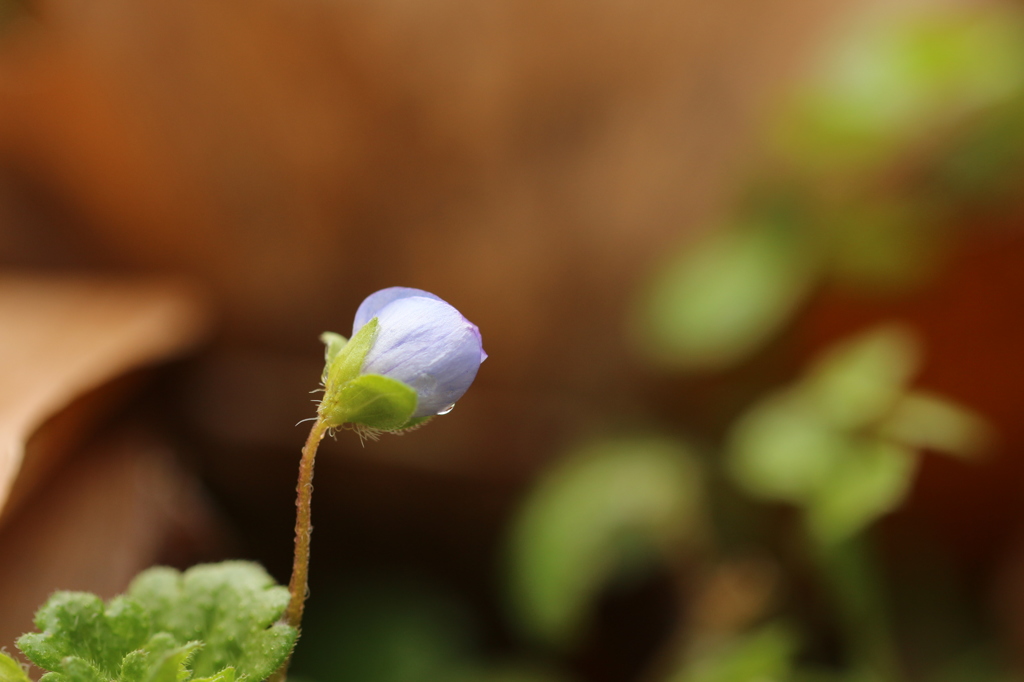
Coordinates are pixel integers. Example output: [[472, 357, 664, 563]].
[[141, 641, 201, 682], [17, 593, 150, 678], [192, 668, 236, 682], [52, 658, 105, 682], [804, 324, 920, 431], [329, 374, 417, 430], [808, 441, 917, 545], [507, 438, 703, 646], [128, 562, 296, 682], [0, 653, 31, 682], [638, 214, 817, 370]]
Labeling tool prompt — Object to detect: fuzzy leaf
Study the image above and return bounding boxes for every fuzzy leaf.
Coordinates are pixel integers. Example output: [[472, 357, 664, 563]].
[[127, 562, 296, 681], [45, 658, 106, 682], [0, 653, 31, 682], [192, 668, 236, 682], [17, 593, 150, 678]]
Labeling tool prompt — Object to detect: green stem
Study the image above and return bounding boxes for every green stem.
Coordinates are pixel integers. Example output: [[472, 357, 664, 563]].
[[269, 417, 330, 682], [813, 532, 901, 682]]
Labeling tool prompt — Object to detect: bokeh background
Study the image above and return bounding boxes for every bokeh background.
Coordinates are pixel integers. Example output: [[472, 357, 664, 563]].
[[3, 0, 1024, 679]]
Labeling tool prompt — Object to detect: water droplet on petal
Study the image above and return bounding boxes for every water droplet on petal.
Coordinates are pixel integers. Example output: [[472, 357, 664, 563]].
[[437, 404, 456, 415]]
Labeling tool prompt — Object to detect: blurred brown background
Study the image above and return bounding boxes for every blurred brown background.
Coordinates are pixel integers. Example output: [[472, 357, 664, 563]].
[[5, 0, 1024, 679]]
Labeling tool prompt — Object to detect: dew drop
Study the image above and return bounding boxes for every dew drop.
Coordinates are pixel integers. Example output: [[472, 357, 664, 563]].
[[437, 403, 456, 415]]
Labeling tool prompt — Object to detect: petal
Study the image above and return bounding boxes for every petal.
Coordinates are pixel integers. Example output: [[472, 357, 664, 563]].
[[352, 287, 443, 333], [361, 296, 486, 417]]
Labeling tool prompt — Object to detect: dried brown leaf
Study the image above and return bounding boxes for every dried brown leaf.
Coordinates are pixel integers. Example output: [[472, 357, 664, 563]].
[[0, 274, 209, 519]]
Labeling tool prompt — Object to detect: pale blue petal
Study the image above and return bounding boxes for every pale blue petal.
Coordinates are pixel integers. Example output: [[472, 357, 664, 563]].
[[352, 287, 443, 333], [361, 296, 486, 417]]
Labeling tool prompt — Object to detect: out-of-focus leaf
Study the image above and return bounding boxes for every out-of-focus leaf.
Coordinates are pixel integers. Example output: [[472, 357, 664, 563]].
[[776, 8, 1024, 174], [728, 390, 850, 503], [804, 325, 920, 431], [638, 216, 817, 370], [807, 441, 916, 546], [669, 623, 798, 682], [127, 562, 296, 682], [508, 438, 703, 646], [0, 652, 30, 682], [880, 392, 990, 458], [728, 324, 934, 543]]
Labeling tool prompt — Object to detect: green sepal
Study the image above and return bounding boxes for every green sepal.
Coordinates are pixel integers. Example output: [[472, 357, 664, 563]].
[[326, 373, 418, 430], [398, 415, 434, 431], [0, 653, 31, 682], [319, 319, 379, 425], [319, 332, 348, 383]]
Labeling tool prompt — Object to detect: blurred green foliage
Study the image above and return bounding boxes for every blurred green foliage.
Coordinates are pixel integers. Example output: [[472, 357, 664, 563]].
[[506, 4, 1022, 682], [507, 438, 704, 647], [638, 212, 818, 370]]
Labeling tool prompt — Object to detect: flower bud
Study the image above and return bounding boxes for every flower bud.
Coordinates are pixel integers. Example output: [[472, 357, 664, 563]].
[[318, 287, 486, 431]]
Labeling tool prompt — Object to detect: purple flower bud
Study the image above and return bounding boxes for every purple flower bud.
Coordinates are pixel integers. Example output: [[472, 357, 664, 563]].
[[353, 287, 487, 418]]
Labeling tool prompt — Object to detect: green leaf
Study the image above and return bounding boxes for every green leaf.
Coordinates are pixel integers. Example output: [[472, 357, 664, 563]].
[[728, 390, 851, 503], [804, 324, 920, 431], [140, 641, 201, 682], [880, 391, 991, 458], [0, 653, 31, 682], [127, 561, 296, 682], [328, 374, 418, 430], [807, 441, 917, 545], [637, 214, 817, 370], [17, 593, 150, 678], [48, 658, 106, 682], [192, 669, 236, 682], [507, 438, 703, 646]]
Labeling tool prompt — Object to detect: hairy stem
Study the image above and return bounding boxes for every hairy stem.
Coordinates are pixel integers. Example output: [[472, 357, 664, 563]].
[[270, 417, 329, 682]]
